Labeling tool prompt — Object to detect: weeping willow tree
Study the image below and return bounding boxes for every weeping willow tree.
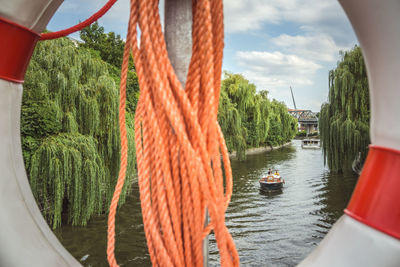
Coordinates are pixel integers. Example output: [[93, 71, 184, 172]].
[[320, 45, 370, 173], [218, 72, 297, 160], [22, 38, 137, 229], [268, 99, 298, 146]]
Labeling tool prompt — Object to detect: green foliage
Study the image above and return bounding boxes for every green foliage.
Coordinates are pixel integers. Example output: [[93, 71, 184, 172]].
[[79, 22, 125, 68], [30, 134, 105, 228], [297, 130, 307, 137], [268, 99, 298, 146], [22, 37, 138, 229], [296, 130, 318, 137], [320, 46, 370, 173], [218, 72, 297, 160], [80, 22, 139, 114]]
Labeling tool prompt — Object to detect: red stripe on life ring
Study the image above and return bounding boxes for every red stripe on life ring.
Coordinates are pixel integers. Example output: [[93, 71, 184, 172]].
[[345, 145, 400, 240], [0, 16, 39, 83]]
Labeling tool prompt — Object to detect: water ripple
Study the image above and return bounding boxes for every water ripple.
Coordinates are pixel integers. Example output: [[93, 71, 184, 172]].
[[55, 140, 358, 267]]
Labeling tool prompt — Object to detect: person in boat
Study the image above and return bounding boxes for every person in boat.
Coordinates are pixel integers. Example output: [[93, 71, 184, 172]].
[[274, 170, 280, 176], [268, 168, 272, 175]]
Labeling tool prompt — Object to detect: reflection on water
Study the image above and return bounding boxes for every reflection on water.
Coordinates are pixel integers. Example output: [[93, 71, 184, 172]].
[[54, 186, 149, 267], [55, 140, 358, 266], [259, 188, 283, 197]]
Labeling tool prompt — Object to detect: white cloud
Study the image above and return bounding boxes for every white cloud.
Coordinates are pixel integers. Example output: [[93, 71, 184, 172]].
[[271, 34, 347, 62], [235, 51, 321, 90], [224, 0, 342, 30], [224, 0, 281, 33], [224, 0, 355, 46], [223, 0, 357, 110], [279, 0, 339, 25]]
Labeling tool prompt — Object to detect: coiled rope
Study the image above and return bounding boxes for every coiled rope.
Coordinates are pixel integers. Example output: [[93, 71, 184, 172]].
[[107, 0, 239, 266]]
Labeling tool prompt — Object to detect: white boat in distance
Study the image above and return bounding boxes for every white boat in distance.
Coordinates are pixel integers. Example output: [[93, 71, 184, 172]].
[[301, 139, 320, 149]]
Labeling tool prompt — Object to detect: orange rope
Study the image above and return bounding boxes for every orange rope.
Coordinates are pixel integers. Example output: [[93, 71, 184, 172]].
[[107, 0, 239, 266]]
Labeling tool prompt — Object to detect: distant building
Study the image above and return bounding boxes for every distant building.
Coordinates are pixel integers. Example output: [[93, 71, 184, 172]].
[[288, 109, 318, 134], [69, 37, 83, 47]]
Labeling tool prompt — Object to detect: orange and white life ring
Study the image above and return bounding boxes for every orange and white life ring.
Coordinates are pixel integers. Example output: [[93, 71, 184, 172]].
[[1, 0, 400, 266], [299, 0, 400, 265]]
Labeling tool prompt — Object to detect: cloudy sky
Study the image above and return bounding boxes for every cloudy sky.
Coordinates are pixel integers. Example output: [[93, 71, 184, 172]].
[[48, 0, 358, 111]]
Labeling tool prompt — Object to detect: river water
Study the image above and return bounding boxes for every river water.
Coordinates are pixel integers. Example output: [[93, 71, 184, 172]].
[[54, 140, 358, 266]]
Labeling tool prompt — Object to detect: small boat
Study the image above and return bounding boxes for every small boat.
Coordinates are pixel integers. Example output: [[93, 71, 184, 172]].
[[301, 139, 320, 149], [259, 174, 284, 190]]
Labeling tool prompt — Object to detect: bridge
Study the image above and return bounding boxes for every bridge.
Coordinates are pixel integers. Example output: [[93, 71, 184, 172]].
[[288, 109, 318, 134], [287, 86, 318, 134]]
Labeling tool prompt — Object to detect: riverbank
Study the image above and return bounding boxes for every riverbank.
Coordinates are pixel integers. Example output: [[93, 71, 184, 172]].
[[294, 135, 319, 140], [229, 141, 292, 158]]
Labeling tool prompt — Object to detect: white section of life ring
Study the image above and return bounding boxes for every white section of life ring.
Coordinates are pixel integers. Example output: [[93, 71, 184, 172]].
[[0, 0, 61, 32], [0, 80, 80, 266], [0, 0, 80, 266], [299, 0, 400, 265], [298, 215, 400, 266]]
